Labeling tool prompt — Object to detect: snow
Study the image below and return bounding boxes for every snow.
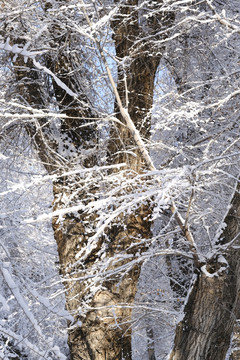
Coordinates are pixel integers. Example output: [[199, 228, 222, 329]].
[[0, 293, 10, 312], [2, 262, 43, 337], [0, 38, 47, 58], [200, 256, 228, 278], [33, 59, 78, 98], [0, 39, 78, 100], [0, 0, 239, 358]]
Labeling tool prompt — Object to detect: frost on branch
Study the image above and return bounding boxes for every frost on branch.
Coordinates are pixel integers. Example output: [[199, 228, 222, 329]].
[[0, 0, 240, 359]]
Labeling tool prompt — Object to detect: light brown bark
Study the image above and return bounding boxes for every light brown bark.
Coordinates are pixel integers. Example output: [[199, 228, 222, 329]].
[[8, 1, 176, 358], [52, 180, 152, 359]]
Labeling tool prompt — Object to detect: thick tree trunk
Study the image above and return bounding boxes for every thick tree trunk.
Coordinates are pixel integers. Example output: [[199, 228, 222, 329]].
[[52, 178, 152, 359], [12, 41, 143, 360], [68, 3, 175, 358], [54, 2, 175, 357], [9, 2, 175, 358], [169, 184, 240, 360]]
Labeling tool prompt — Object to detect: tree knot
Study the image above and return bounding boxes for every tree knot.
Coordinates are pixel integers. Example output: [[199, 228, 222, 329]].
[[201, 255, 228, 278]]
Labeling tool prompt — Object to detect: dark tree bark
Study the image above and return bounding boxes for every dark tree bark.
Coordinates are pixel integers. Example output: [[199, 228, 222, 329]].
[[75, 3, 176, 358], [230, 323, 240, 360], [169, 183, 240, 360], [109, 0, 174, 169]]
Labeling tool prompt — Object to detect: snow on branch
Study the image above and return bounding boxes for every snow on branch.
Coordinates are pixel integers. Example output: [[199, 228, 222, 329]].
[[0, 326, 66, 360], [0, 326, 45, 359], [32, 59, 78, 98], [0, 38, 47, 62], [0, 265, 68, 359], [0, 38, 79, 100], [1, 266, 43, 337]]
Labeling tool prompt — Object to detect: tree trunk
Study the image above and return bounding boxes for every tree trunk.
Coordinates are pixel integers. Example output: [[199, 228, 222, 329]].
[[230, 322, 240, 360], [169, 183, 240, 360], [52, 2, 175, 357], [52, 178, 152, 359], [109, 0, 174, 169], [11, 20, 155, 360], [67, 3, 176, 358], [8, 2, 176, 358]]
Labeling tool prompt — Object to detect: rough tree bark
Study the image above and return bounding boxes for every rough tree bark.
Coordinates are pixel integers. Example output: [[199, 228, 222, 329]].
[[78, 2, 176, 359], [230, 322, 240, 360], [62, 2, 175, 358], [163, 3, 240, 357], [169, 183, 240, 360], [9, 1, 174, 358]]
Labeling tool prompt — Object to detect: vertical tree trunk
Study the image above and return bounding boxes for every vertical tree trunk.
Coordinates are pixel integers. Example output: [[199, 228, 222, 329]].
[[52, 2, 175, 358], [230, 323, 240, 360], [52, 180, 152, 359], [9, 1, 176, 358], [109, 0, 174, 169], [169, 184, 240, 360]]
